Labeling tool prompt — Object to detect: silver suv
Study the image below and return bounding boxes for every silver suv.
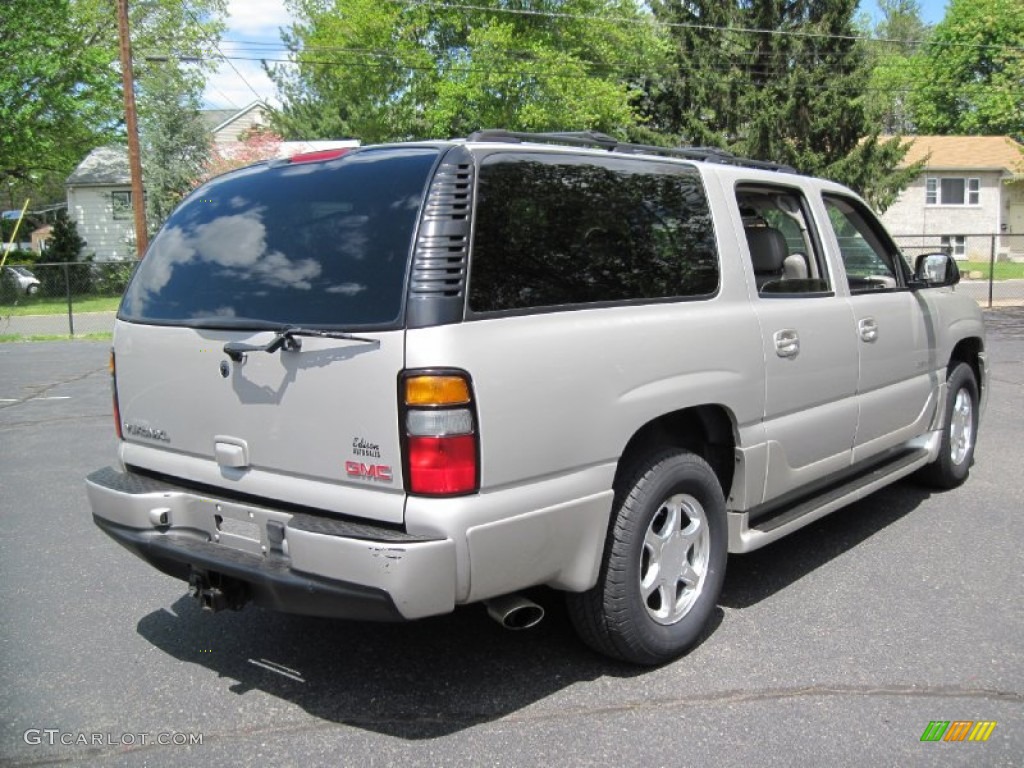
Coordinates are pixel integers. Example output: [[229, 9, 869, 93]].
[[87, 131, 986, 665]]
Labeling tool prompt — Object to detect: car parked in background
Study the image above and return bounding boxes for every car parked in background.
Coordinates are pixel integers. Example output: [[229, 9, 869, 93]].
[[3, 265, 41, 295]]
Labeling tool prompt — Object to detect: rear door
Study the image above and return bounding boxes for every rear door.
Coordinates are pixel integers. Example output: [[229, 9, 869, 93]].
[[735, 183, 859, 501], [114, 147, 442, 524]]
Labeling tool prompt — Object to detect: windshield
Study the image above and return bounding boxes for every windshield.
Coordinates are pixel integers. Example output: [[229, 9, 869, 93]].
[[120, 147, 439, 328]]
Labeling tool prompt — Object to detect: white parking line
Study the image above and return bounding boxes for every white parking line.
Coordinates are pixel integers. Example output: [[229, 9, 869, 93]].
[[0, 396, 71, 402]]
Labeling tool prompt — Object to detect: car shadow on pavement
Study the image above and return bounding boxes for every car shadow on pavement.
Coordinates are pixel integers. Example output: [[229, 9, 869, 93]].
[[131, 490, 934, 740], [132, 484, 928, 740], [135, 587, 724, 739], [720, 479, 934, 609]]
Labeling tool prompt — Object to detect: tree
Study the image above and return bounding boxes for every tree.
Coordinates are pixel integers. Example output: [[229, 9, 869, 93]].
[[139, 65, 212, 234], [865, 0, 931, 134], [0, 0, 119, 191], [109, 0, 227, 232], [907, 0, 1024, 137], [48, 209, 86, 263], [1, 0, 227, 208], [201, 129, 284, 181], [270, 0, 667, 142], [642, 0, 919, 210]]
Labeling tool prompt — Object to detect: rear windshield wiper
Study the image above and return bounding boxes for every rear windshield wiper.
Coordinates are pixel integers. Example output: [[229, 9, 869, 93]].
[[223, 327, 379, 362]]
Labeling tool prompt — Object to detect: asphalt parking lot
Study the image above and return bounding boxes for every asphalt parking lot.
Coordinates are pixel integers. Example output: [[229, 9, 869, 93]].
[[1, 310, 1022, 767]]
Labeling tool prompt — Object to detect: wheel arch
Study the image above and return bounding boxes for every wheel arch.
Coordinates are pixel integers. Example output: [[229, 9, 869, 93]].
[[949, 336, 985, 398], [615, 405, 737, 498]]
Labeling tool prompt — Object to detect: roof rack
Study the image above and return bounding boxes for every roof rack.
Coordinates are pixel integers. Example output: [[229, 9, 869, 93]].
[[466, 129, 796, 174]]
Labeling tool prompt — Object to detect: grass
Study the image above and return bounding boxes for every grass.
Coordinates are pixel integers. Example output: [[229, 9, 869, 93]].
[[0, 332, 112, 343], [959, 260, 1024, 281], [0, 294, 121, 316]]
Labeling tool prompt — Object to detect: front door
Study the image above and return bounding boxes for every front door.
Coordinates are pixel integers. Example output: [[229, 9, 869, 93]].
[[821, 195, 938, 462], [1009, 203, 1024, 258]]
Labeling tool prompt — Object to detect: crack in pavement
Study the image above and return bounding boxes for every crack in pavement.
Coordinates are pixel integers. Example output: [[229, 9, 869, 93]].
[[0, 366, 106, 410], [0, 413, 110, 432]]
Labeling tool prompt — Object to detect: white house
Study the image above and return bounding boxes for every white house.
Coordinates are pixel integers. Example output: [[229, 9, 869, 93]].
[[201, 100, 269, 146], [65, 145, 136, 261], [66, 102, 358, 260], [879, 136, 1024, 261]]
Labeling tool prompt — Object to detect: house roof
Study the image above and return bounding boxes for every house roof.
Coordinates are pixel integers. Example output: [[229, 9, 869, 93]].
[[200, 109, 237, 132], [66, 146, 130, 186], [202, 100, 267, 136], [897, 136, 1024, 174]]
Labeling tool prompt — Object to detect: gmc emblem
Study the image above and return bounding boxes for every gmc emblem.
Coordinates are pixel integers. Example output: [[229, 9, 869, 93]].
[[345, 461, 394, 483]]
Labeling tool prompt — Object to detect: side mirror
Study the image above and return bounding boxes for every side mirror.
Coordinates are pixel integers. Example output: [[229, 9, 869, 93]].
[[913, 252, 960, 288]]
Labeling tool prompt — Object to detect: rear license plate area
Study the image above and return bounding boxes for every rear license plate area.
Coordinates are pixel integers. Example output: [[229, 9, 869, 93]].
[[216, 515, 261, 541]]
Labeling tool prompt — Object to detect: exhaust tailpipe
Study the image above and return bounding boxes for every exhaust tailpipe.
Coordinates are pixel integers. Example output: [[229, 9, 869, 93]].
[[484, 593, 544, 630]]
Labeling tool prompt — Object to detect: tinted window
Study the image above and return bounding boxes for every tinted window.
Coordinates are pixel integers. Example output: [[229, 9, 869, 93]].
[[736, 185, 831, 296], [823, 195, 907, 293], [469, 153, 718, 313], [120, 148, 439, 328]]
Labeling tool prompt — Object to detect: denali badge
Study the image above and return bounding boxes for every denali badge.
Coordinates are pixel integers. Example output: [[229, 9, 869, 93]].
[[124, 423, 171, 442]]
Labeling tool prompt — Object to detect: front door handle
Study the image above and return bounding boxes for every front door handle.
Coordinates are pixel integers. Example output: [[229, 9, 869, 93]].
[[774, 329, 800, 358], [858, 317, 879, 343]]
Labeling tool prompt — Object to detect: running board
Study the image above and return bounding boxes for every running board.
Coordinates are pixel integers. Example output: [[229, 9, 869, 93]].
[[727, 448, 932, 553]]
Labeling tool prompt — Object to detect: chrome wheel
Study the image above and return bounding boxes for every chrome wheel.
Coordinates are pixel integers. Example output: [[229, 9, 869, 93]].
[[567, 450, 726, 664], [640, 493, 709, 625], [949, 387, 974, 466]]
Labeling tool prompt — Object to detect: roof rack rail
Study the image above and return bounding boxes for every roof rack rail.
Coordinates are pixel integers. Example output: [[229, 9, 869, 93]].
[[466, 129, 796, 174], [467, 129, 619, 150]]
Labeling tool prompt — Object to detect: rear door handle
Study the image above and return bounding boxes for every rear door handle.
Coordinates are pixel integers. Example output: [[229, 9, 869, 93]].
[[858, 317, 878, 343], [774, 329, 800, 358]]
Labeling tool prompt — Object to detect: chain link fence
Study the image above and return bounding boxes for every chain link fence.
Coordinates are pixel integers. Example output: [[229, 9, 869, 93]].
[[1, 260, 136, 338], [1, 238, 1022, 340], [894, 233, 1024, 308]]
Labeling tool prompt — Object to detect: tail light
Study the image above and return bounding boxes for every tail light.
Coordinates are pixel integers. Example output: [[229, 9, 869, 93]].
[[401, 371, 479, 495], [109, 348, 123, 440]]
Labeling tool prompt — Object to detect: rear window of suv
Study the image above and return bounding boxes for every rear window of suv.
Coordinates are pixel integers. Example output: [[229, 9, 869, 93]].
[[469, 152, 719, 313], [120, 147, 439, 328]]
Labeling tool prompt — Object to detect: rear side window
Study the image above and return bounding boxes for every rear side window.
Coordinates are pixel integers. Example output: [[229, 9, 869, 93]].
[[120, 148, 439, 328], [468, 153, 718, 313]]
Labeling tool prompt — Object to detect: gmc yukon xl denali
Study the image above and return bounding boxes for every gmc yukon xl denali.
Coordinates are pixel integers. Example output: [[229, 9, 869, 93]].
[[87, 131, 986, 664]]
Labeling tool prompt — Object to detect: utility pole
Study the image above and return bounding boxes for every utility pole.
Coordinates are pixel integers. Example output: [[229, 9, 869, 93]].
[[117, 0, 149, 259]]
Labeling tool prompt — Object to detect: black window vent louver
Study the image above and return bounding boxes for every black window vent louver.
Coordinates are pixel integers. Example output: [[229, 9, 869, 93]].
[[407, 146, 474, 327]]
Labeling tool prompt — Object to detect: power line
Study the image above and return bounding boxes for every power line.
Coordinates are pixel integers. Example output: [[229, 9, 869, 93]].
[[179, 1, 267, 104], [385, 0, 1024, 53], [205, 53, 1021, 97]]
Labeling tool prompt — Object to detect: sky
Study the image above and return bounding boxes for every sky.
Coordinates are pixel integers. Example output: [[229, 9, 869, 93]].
[[201, 0, 292, 110], [201, 0, 953, 111]]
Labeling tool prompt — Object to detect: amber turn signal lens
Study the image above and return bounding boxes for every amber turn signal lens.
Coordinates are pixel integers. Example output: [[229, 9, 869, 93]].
[[405, 375, 470, 406]]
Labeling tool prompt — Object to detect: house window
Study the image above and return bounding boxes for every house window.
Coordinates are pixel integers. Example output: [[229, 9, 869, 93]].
[[926, 177, 980, 206], [941, 235, 966, 259], [111, 191, 132, 220]]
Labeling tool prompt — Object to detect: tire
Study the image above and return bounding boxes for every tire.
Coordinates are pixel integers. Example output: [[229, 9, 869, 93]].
[[916, 362, 979, 489], [567, 449, 727, 665], [26, 284, 39, 296]]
